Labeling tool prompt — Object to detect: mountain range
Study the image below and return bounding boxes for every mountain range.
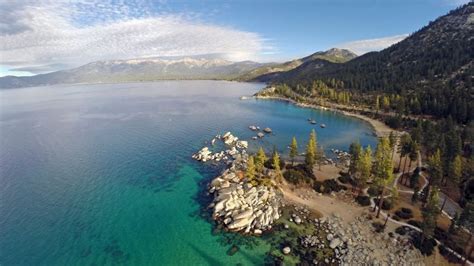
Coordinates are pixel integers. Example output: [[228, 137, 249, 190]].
[[0, 56, 266, 89], [0, 49, 357, 89]]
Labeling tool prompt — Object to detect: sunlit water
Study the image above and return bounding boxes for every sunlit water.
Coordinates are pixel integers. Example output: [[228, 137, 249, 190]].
[[0, 81, 376, 265]]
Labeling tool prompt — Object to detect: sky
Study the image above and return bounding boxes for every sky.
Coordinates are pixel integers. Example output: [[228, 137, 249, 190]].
[[0, 0, 469, 77]]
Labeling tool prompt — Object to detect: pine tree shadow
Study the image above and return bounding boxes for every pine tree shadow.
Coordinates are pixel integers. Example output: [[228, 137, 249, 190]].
[[187, 242, 222, 266]]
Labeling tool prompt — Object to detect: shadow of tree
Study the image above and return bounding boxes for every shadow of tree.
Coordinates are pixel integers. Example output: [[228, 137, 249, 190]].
[[187, 242, 222, 266]]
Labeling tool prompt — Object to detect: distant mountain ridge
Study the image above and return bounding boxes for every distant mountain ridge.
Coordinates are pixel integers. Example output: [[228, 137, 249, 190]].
[[0, 56, 268, 89], [237, 48, 357, 81]]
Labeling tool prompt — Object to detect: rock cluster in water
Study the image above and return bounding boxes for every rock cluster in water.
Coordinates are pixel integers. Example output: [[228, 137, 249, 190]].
[[192, 132, 248, 162], [193, 131, 281, 234], [248, 125, 272, 139]]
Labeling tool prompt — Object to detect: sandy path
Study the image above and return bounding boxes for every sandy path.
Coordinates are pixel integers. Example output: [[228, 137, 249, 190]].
[[313, 164, 342, 181], [279, 181, 363, 225]]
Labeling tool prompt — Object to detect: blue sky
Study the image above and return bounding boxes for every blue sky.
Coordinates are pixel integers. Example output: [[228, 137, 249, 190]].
[[0, 0, 468, 77], [158, 0, 465, 59]]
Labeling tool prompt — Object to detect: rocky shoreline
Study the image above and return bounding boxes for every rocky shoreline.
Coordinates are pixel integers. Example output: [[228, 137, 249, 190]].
[[192, 130, 424, 265], [276, 204, 424, 265], [193, 132, 282, 234], [192, 132, 248, 163]]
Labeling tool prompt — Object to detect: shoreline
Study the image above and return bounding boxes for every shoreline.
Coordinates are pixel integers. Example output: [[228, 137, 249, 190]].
[[254, 95, 397, 137]]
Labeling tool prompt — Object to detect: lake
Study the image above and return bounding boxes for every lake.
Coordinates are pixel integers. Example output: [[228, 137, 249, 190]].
[[0, 81, 376, 265]]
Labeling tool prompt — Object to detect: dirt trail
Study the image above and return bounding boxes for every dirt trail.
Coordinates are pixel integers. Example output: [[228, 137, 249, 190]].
[[279, 181, 363, 225]]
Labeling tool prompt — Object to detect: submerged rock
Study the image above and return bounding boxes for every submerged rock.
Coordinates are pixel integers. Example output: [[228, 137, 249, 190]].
[[227, 245, 239, 256]]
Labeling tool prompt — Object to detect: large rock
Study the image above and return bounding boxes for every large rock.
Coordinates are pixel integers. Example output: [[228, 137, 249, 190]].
[[222, 132, 238, 145], [228, 216, 254, 230], [282, 246, 291, 255], [234, 209, 253, 220], [221, 180, 230, 188], [294, 216, 302, 224], [327, 233, 334, 241], [192, 147, 212, 161], [207, 150, 281, 234], [214, 199, 227, 212], [330, 238, 342, 249], [211, 177, 224, 187], [236, 140, 248, 149]]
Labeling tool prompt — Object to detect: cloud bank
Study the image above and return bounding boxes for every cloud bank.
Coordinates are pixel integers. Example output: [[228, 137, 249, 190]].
[[337, 34, 409, 55], [0, 1, 268, 75]]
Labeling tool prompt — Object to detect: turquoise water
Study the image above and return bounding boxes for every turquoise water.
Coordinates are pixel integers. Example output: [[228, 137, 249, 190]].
[[0, 81, 376, 265]]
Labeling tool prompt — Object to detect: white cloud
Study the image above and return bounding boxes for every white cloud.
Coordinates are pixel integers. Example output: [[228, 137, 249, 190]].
[[0, 0, 269, 75], [337, 34, 409, 55]]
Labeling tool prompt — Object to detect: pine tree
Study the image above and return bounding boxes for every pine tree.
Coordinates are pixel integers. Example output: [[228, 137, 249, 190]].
[[246, 156, 256, 181], [272, 151, 282, 182], [255, 147, 267, 176], [357, 146, 372, 194], [404, 141, 419, 185], [317, 145, 325, 170], [290, 137, 298, 165], [382, 96, 390, 112], [450, 154, 462, 186], [410, 170, 421, 188], [428, 149, 443, 188], [375, 95, 380, 113], [372, 137, 394, 217], [449, 212, 460, 234], [389, 131, 397, 160], [459, 200, 474, 233], [422, 187, 440, 243], [349, 141, 362, 176], [400, 134, 413, 175], [412, 187, 420, 203], [305, 130, 317, 170]]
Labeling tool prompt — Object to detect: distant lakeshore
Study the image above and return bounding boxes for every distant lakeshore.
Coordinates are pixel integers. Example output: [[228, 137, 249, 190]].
[[254, 95, 396, 137]]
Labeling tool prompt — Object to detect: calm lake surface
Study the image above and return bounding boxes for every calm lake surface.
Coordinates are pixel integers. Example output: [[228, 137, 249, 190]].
[[0, 81, 376, 265]]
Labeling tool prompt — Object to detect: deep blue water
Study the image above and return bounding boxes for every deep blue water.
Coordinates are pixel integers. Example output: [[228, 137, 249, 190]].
[[0, 81, 376, 265]]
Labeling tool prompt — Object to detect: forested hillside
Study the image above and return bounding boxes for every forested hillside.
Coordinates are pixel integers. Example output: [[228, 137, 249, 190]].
[[263, 3, 473, 123], [238, 48, 357, 81]]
